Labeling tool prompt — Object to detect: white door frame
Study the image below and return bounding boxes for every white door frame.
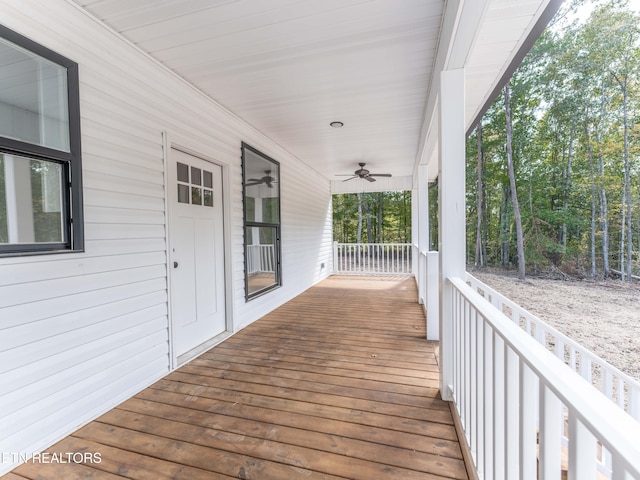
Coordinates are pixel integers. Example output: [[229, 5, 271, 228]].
[[162, 131, 234, 369]]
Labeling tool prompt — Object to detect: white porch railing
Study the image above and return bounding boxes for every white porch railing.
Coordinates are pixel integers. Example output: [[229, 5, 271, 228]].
[[246, 244, 275, 274], [449, 276, 640, 480], [333, 242, 412, 275], [465, 273, 640, 422]]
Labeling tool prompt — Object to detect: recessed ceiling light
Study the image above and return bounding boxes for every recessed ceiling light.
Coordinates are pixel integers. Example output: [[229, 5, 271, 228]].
[[330, 121, 344, 128]]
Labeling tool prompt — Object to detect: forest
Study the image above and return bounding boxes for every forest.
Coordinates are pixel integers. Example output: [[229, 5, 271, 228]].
[[332, 191, 412, 244], [333, 0, 639, 281], [468, 0, 639, 280]]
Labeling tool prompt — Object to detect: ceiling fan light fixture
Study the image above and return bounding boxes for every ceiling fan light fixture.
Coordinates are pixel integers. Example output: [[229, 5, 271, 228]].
[[329, 121, 344, 128], [336, 162, 392, 183]]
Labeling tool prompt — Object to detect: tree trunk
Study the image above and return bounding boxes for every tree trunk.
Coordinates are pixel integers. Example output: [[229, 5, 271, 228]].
[[562, 114, 576, 251], [403, 192, 409, 243], [356, 192, 363, 244], [597, 78, 610, 278], [612, 72, 632, 281], [377, 192, 383, 243], [621, 188, 626, 278], [500, 185, 511, 267], [429, 181, 438, 251], [363, 198, 372, 243], [623, 92, 633, 281], [585, 120, 597, 279], [504, 84, 526, 280], [475, 123, 485, 267], [482, 183, 488, 264]]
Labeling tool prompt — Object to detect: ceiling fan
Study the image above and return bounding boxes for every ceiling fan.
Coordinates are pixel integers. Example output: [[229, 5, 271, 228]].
[[245, 170, 276, 188], [337, 163, 392, 182]]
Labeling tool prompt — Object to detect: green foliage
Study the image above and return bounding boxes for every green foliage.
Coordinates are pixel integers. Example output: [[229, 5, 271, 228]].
[[332, 191, 411, 244], [468, 0, 640, 278]]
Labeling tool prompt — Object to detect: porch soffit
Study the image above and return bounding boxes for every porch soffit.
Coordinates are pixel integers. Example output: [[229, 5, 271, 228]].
[[418, 0, 561, 183], [70, 0, 556, 190]]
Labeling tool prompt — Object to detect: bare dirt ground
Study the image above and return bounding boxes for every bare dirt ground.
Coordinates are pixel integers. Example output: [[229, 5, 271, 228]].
[[468, 268, 640, 382]]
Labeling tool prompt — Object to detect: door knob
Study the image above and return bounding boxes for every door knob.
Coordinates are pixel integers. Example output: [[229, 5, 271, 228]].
[[173, 261, 179, 268]]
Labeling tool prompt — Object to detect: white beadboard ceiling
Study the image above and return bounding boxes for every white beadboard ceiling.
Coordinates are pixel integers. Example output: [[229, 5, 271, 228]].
[[71, 0, 556, 190]]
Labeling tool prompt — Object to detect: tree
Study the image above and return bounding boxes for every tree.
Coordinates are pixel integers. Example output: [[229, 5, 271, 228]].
[[332, 192, 411, 244], [475, 123, 485, 266], [584, 1, 640, 280], [504, 82, 526, 280], [356, 192, 363, 243], [609, 23, 638, 280], [466, 0, 640, 279], [584, 117, 598, 278]]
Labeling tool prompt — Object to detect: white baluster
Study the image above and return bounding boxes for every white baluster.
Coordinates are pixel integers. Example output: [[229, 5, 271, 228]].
[[505, 345, 520, 479], [494, 334, 506, 480], [539, 385, 562, 480], [520, 363, 537, 480], [568, 413, 597, 480], [612, 453, 633, 480]]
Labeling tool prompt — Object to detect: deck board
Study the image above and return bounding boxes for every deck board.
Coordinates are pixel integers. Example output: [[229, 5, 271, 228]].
[[9, 275, 468, 480]]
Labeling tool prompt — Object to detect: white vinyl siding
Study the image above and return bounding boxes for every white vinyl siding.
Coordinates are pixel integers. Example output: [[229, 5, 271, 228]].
[[0, 0, 333, 473]]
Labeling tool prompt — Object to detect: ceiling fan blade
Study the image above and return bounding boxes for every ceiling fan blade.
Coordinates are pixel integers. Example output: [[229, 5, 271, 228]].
[[369, 173, 392, 177], [365, 176, 376, 182], [342, 176, 358, 182], [335, 174, 356, 176], [245, 181, 262, 186]]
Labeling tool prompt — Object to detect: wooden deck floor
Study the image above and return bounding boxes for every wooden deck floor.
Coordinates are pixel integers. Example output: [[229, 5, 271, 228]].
[[8, 275, 467, 480]]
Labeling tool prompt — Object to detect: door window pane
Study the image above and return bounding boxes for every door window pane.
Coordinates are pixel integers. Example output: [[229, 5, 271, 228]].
[[203, 189, 213, 207], [177, 162, 189, 182], [203, 170, 213, 188], [178, 161, 216, 207], [177, 184, 189, 204], [191, 166, 201, 186], [0, 37, 70, 152], [191, 186, 202, 205]]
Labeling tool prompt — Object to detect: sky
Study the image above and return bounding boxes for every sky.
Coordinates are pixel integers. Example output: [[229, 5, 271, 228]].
[[573, 0, 640, 22]]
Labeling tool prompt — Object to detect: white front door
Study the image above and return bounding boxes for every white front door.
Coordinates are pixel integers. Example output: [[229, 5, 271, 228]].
[[169, 148, 226, 357]]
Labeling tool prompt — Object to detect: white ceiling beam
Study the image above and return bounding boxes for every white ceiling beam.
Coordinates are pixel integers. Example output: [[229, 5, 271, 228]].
[[414, 0, 491, 183], [465, 0, 563, 137]]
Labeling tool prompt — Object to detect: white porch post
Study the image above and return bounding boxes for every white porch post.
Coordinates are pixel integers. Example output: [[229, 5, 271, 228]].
[[438, 68, 466, 400], [417, 164, 428, 305], [418, 164, 440, 341], [411, 180, 424, 282]]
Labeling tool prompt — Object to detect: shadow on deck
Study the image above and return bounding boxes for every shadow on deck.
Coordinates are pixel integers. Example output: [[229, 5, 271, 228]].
[[8, 276, 467, 480]]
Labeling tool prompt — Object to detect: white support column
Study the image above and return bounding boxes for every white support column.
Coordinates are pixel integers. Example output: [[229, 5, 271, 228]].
[[438, 68, 466, 400], [416, 164, 441, 340], [416, 164, 429, 306], [411, 185, 419, 279], [427, 251, 440, 340]]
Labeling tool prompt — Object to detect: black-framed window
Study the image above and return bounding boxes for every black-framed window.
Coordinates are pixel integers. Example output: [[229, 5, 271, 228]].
[[0, 25, 83, 256], [242, 142, 281, 300]]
